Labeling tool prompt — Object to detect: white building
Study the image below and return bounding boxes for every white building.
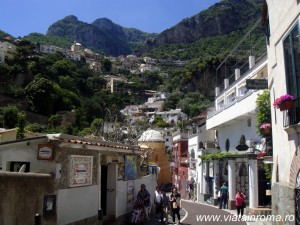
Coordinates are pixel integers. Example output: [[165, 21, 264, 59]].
[[187, 112, 216, 203], [143, 56, 157, 64], [139, 64, 160, 73], [206, 19, 270, 212], [39, 45, 65, 54], [0, 134, 156, 225], [154, 109, 187, 125], [264, 1, 300, 223], [0, 41, 16, 62]]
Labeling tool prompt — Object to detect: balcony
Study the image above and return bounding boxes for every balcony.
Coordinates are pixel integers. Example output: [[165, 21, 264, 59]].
[[283, 97, 300, 128], [207, 90, 260, 130]]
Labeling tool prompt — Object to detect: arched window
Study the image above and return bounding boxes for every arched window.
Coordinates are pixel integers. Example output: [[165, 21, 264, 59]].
[[225, 139, 230, 152], [191, 149, 195, 159], [224, 162, 228, 176], [199, 141, 204, 149], [238, 163, 247, 176]]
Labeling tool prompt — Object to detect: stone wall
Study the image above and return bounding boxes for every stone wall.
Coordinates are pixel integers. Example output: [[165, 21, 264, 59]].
[[0, 172, 56, 225], [272, 182, 295, 225]]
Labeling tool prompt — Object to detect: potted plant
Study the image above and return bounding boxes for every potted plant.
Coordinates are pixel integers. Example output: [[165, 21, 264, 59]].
[[273, 94, 294, 111], [259, 122, 271, 135]]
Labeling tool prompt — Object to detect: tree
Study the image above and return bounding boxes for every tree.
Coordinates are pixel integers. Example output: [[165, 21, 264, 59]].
[[1, 105, 19, 129], [102, 58, 112, 73], [16, 112, 26, 139], [91, 118, 103, 136], [25, 77, 54, 115]]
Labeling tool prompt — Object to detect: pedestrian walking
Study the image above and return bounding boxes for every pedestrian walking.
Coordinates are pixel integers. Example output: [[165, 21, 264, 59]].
[[219, 183, 228, 209], [170, 187, 181, 224], [154, 185, 164, 222], [188, 182, 194, 200], [235, 190, 246, 219], [161, 189, 170, 224], [137, 184, 151, 221]]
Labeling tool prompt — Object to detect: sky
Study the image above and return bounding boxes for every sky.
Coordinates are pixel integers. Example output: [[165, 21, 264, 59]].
[[0, 0, 220, 38]]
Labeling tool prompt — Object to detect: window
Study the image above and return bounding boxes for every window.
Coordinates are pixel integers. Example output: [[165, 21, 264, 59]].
[[9, 161, 30, 172], [199, 141, 204, 149], [247, 118, 251, 127], [283, 22, 300, 125], [284, 24, 300, 99]]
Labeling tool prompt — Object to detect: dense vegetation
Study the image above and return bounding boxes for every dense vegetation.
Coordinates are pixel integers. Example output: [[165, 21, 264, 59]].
[[0, 40, 158, 137], [23, 33, 73, 50], [0, 0, 265, 141]]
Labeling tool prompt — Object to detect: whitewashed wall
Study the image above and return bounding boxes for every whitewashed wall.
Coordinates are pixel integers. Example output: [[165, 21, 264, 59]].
[[116, 174, 157, 217], [0, 137, 57, 173], [267, 1, 300, 183], [218, 114, 259, 152], [57, 186, 98, 225]]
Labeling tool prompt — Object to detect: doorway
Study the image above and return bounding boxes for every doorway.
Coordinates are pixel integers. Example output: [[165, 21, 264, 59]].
[[101, 163, 117, 218], [101, 165, 108, 216]]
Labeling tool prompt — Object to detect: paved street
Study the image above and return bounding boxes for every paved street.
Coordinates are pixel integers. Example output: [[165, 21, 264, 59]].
[[103, 200, 273, 225], [180, 200, 246, 225]]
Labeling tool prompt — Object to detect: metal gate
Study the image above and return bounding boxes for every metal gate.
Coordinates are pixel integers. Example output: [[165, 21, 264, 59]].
[[236, 161, 249, 197]]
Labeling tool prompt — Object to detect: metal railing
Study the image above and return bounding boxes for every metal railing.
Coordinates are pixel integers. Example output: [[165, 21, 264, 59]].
[[283, 97, 300, 127]]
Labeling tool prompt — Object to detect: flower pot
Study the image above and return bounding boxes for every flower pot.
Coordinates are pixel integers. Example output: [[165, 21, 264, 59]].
[[278, 100, 294, 111]]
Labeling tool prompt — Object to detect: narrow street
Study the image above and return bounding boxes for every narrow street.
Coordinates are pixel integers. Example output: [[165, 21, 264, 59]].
[[180, 200, 246, 225], [104, 200, 248, 225]]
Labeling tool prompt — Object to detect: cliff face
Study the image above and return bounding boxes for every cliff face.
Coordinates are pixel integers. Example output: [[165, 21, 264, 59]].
[[142, 0, 262, 51], [45, 0, 261, 56], [47, 16, 155, 56]]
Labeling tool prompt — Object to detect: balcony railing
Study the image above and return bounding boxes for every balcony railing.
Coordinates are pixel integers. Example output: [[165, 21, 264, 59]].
[[283, 97, 300, 127]]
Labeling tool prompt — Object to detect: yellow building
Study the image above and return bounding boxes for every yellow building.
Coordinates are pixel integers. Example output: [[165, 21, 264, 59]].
[[138, 130, 172, 185], [0, 129, 42, 143]]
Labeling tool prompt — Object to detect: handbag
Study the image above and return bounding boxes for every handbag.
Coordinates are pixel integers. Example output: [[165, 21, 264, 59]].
[[172, 201, 178, 208]]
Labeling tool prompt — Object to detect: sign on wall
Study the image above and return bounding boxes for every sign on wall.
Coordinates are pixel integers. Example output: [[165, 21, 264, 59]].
[[37, 144, 54, 160], [246, 79, 268, 89], [125, 156, 137, 180], [69, 155, 93, 187]]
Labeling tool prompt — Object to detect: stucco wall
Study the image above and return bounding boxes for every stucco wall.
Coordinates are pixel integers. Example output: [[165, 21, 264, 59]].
[[116, 174, 157, 218], [218, 114, 259, 152], [0, 172, 56, 225], [141, 141, 172, 184], [57, 186, 99, 225], [272, 182, 295, 225]]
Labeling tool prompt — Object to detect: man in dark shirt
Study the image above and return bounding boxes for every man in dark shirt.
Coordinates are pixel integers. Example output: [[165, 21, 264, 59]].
[[220, 183, 228, 209], [137, 184, 151, 220]]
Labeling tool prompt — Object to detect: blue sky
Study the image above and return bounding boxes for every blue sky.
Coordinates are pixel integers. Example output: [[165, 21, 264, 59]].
[[0, 0, 220, 37]]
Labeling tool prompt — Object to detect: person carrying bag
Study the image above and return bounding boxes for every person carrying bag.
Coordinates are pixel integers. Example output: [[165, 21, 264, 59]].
[[235, 190, 246, 219], [170, 187, 181, 224]]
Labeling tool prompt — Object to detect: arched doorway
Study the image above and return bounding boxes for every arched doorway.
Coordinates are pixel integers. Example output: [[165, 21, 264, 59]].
[[296, 169, 300, 225], [236, 162, 248, 197]]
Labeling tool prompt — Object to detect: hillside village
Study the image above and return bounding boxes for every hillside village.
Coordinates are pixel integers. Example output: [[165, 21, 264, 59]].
[[0, 1, 300, 225]]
